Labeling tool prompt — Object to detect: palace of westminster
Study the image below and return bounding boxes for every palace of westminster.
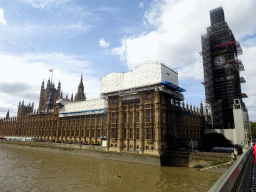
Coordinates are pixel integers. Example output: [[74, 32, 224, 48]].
[[0, 7, 250, 155]]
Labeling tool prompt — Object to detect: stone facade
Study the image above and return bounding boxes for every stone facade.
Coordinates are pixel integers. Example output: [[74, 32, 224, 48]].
[[105, 90, 204, 155], [0, 92, 204, 155], [0, 63, 205, 155]]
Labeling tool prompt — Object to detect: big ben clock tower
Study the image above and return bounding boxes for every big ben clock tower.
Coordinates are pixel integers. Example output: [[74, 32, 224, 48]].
[[201, 7, 247, 129]]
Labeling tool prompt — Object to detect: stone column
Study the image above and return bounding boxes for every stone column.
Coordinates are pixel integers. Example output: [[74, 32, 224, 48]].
[[139, 93, 144, 154], [89, 116, 92, 144], [117, 97, 123, 152], [74, 118, 77, 143], [154, 91, 161, 155], [56, 118, 60, 142], [78, 116, 81, 144], [106, 106, 111, 150]]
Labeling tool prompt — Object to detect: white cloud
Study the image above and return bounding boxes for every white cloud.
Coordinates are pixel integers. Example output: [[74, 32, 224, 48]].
[[112, 0, 256, 73], [139, 2, 144, 8], [0, 52, 101, 118], [99, 38, 110, 48], [21, 0, 68, 8], [0, 9, 6, 25], [112, 0, 256, 121]]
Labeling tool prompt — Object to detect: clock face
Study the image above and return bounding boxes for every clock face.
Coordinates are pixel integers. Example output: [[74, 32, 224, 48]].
[[214, 55, 225, 67]]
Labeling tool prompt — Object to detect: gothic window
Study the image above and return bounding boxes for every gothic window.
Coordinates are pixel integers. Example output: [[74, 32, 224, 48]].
[[97, 117, 101, 125], [92, 117, 95, 126], [112, 113, 118, 124], [136, 129, 139, 139], [147, 92, 152, 100], [111, 128, 117, 138], [92, 130, 95, 137], [146, 110, 153, 122], [124, 113, 127, 124], [146, 128, 153, 140], [87, 130, 89, 137], [130, 129, 133, 139], [136, 112, 139, 123], [113, 98, 117, 104], [97, 130, 101, 137], [130, 112, 133, 123], [123, 128, 127, 139]]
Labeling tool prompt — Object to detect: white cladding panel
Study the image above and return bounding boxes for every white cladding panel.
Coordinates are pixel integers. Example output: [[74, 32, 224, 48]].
[[101, 73, 124, 94], [123, 63, 161, 90], [101, 63, 178, 93], [59, 98, 107, 117], [161, 65, 178, 86]]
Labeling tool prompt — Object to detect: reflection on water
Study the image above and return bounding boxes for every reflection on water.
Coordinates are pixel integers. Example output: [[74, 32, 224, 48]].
[[0, 145, 221, 192]]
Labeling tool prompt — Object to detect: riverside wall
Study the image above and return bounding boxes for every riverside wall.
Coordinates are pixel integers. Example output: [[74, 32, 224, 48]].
[[0, 140, 231, 167]]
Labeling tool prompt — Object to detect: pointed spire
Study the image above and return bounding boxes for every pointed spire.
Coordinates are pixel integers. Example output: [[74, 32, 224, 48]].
[[74, 74, 86, 101], [182, 101, 185, 108], [6, 110, 9, 120], [71, 93, 73, 101], [60, 91, 63, 99], [200, 101, 204, 116], [58, 80, 61, 89], [41, 79, 45, 89]]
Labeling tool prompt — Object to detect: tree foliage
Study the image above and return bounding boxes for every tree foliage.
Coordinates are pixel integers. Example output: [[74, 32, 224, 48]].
[[251, 122, 256, 138]]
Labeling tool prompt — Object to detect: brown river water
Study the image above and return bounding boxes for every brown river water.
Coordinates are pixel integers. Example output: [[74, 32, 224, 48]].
[[0, 145, 221, 192]]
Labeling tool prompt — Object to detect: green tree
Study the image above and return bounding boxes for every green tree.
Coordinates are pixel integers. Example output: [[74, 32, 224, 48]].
[[250, 122, 256, 138]]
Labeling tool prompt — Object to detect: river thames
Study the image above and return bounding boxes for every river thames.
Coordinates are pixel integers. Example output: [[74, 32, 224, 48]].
[[0, 145, 221, 192]]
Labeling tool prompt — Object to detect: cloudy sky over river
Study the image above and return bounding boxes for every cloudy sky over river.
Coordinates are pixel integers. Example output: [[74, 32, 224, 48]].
[[0, 0, 255, 120]]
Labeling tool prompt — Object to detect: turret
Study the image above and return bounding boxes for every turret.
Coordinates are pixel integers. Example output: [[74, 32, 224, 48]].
[[200, 101, 204, 116], [41, 79, 45, 90], [47, 78, 51, 87], [6, 110, 9, 120], [71, 93, 73, 101]]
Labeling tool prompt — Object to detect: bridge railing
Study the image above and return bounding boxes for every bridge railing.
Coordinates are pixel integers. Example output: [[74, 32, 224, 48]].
[[209, 147, 251, 192]]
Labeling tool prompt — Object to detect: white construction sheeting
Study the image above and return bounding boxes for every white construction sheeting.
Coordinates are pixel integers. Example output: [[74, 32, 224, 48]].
[[101, 62, 178, 94], [59, 98, 107, 117]]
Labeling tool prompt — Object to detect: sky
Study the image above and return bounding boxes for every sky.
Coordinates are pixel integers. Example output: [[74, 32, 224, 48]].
[[0, 0, 255, 121]]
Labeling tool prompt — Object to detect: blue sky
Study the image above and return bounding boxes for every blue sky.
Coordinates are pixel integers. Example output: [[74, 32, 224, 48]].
[[0, 0, 255, 121]]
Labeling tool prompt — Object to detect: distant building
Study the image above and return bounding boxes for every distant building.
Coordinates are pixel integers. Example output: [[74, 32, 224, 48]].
[[38, 78, 61, 112], [17, 101, 34, 119]]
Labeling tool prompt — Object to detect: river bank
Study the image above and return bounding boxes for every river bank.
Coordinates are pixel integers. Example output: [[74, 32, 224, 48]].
[[0, 140, 231, 168], [0, 145, 222, 192]]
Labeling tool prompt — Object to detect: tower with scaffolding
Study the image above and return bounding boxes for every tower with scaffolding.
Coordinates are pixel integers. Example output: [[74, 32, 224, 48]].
[[200, 7, 250, 145]]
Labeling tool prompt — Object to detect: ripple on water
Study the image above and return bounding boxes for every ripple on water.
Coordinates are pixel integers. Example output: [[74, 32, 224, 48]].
[[0, 145, 221, 191]]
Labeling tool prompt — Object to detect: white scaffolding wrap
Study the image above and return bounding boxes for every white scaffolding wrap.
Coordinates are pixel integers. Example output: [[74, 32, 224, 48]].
[[59, 98, 107, 117], [101, 62, 178, 94]]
